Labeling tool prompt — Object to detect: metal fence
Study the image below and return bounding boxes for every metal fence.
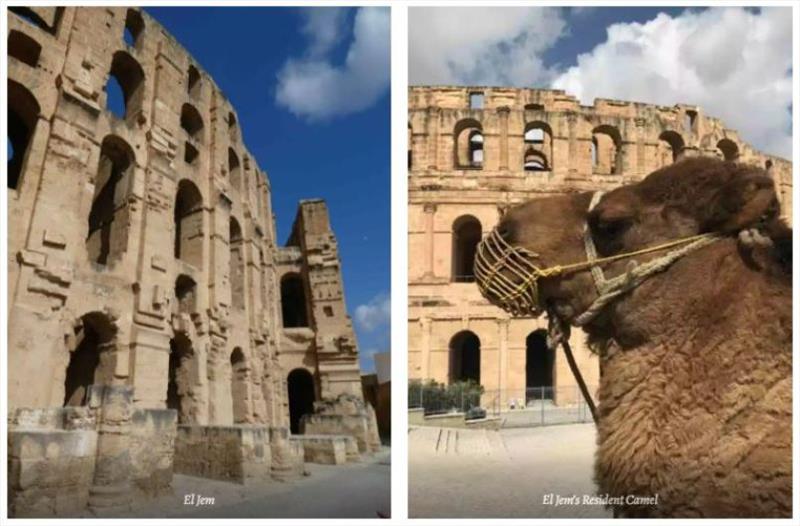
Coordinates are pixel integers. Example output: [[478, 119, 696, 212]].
[[409, 380, 597, 428]]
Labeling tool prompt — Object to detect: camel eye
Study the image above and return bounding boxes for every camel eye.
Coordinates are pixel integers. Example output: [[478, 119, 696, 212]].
[[593, 218, 630, 239]]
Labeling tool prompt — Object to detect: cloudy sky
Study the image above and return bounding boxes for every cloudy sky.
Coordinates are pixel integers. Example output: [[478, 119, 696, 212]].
[[410, 6, 792, 158], [148, 7, 391, 372]]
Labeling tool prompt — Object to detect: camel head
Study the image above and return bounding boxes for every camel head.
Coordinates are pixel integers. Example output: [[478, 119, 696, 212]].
[[475, 157, 783, 327]]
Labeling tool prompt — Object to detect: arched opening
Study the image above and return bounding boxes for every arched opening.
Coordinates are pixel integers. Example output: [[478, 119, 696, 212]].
[[7, 80, 40, 191], [230, 348, 248, 423], [453, 119, 483, 169], [86, 135, 134, 265], [591, 125, 622, 175], [123, 9, 144, 49], [281, 273, 309, 328], [8, 30, 42, 67], [287, 368, 315, 434], [174, 179, 204, 268], [228, 111, 238, 141], [167, 332, 193, 423], [105, 51, 145, 122], [717, 139, 739, 161], [229, 217, 245, 310], [452, 215, 481, 282], [524, 103, 545, 111], [658, 130, 685, 166], [407, 122, 413, 170], [766, 160, 773, 171], [64, 312, 116, 406], [449, 331, 480, 385], [187, 64, 200, 98], [180, 103, 203, 141], [525, 330, 555, 402], [523, 122, 552, 171], [9, 7, 62, 34], [229, 148, 241, 190], [174, 274, 197, 314]]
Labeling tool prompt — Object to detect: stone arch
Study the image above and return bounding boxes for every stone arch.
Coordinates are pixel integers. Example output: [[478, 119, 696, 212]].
[[287, 368, 315, 434], [8, 29, 41, 67], [174, 274, 197, 314], [123, 8, 145, 49], [281, 273, 309, 328], [7, 79, 40, 191], [591, 125, 622, 175], [174, 179, 204, 268], [449, 330, 480, 385], [228, 111, 238, 141], [230, 347, 248, 423], [453, 119, 483, 169], [229, 148, 241, 190], [167, 331, 194, 423], [229, 217, 245, 310], [64, 312, 118, 406], [658, 130, 685, 166], [525, 329, 555, 402], [452, 215, 481, 282], [524, 121, 552, 171], [717, 138, 739, 161], [106, 50, 145, 122], [187, 64, 201, 98], [9, 7, 63, 34], [180, 103, 204, 142], [86, 135, 135, 266]]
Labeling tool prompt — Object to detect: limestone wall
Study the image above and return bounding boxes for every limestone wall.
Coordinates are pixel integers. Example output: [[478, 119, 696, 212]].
[[408, 85, 792, 408], [173, 425, 271, 484]]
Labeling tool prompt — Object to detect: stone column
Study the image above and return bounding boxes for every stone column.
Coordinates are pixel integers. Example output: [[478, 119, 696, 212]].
[[635, 117, 646, 176], [426, 107, 440, 170], [420, 316, 432, 379], [88, 385, 134, 515], [498, 318, 509, 409], [567, 113, 578, 178], [423, 203, 436, 277], [498, 106, 510, 170]]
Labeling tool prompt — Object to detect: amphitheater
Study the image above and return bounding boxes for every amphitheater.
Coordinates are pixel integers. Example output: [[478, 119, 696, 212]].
[[407, 85, 792, 411], [6, 6, 379, 517]]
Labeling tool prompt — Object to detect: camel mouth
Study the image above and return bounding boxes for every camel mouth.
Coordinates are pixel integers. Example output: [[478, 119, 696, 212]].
[[474, 227, 544, 317]]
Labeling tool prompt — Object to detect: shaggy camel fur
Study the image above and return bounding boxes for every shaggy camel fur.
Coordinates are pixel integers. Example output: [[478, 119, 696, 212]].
[[484, 158, 791, 517]]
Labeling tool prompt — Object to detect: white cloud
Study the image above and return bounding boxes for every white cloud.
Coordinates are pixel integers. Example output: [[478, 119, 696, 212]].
[[354, 294, 391, 332], [276, 7, 390, 121], [408, 7, 792, 158], [552, 7, 792, 157], [409, 7, 567, 87]]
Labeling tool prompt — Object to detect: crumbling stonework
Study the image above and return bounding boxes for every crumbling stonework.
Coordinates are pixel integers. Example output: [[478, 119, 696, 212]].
[[408, 86, 792, 408], [7, 6, 375, 517]]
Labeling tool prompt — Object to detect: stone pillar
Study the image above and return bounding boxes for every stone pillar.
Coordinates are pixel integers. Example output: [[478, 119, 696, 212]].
[[420, 316, 432, 379], [567, 113, 578, 178], [426, 107, 440, 170], [498, 318, 509, 409], [423, 203, 436, 277], [498, 106, 510, 170], [88, 385, 134, 515], [635, 117, 646, 176]]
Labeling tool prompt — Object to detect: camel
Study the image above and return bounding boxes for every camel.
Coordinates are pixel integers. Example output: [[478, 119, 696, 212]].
[[475, 157, 791, 517]]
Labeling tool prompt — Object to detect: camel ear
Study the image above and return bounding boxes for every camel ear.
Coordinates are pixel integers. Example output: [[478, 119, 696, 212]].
[[702, 172, 779, 233]]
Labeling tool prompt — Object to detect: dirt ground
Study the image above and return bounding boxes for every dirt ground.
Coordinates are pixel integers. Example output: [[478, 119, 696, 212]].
[[103, 447, 391, 519], [409, 424, 611, 518]]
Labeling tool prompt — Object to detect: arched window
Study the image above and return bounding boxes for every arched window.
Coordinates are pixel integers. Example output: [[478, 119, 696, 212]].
[[717, 139, 739, 162], [187, 65, 200, 98], [123, 9, 144, 49], [8, 30, 41, 67], [229, 148, 241, 191], [228, 111, 238, 141], [167, 332, 193, 423], [449, 331, 480, 385], [105, 50, 145, 122], [591, 125, 622, 175], [180, 103, 203, 141], [408, 122, 413, 170], [174, 180, 204, 268], [526, 330, 555, 402], [453, 119, 483, 169], [9, 7, 62, 34], [87, 135, 135, 265], [765, 160, 773, 171], [452, 215, 481, 282], [7, 80, 40, 191], [229, 218, 245, 310], [523, 122, 552, 171], [658, 130, 685, 166], [281, 273, 309, 328], [287, 368, 315, 434], [230, 348, 248, 424], [64, 312, 116, 406], [174, 274, 197, 314]]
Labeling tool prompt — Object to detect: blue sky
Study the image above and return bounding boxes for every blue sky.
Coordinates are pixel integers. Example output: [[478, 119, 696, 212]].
[[144, 7, 390, 372], [410, 6, 792, 158]]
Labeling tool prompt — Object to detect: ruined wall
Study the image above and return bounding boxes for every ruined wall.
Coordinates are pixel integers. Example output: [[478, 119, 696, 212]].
[[408, 86, 793, 408]]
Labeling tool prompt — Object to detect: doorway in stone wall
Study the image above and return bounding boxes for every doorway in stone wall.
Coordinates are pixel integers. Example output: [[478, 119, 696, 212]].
[[526, 329, 554, 403], [64, 312, 116, 406], [167, 332, 193, 422], [287, 368, 315, 434], [449, 330, 481, 385]]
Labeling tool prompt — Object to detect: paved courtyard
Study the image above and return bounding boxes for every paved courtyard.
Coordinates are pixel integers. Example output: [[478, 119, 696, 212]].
[[409, 424, 611, 518], [117, 448, 391, 519]]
